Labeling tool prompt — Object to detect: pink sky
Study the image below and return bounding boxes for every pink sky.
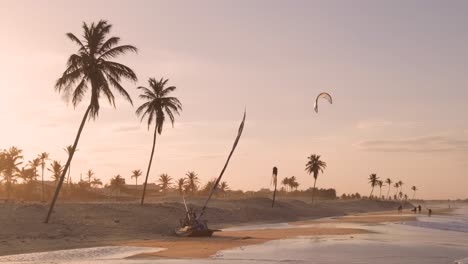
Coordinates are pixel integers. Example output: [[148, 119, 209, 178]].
[[1, 0, 467, 199]]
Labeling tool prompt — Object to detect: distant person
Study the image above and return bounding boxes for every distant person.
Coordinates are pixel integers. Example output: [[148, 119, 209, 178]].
[[397, 205, 403, 214], [411, 207, 417, 213], [428, 208, 432, 217], [418, 205, 422, 213]]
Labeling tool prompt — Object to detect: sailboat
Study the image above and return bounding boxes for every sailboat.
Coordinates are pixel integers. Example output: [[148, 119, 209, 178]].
[[174, 110, 246, 237]]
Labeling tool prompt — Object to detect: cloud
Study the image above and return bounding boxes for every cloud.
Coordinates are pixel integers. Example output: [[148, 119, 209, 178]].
[[356, 135, 468, 152]]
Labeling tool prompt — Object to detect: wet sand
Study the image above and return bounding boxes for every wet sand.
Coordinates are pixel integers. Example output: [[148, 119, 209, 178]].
[[122, 213, 414, 259]]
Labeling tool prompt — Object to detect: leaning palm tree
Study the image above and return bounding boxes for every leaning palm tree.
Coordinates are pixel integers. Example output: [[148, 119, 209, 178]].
[[385, 178, 393, 199], [411, 186, 417, 200], [398, 180, 404, 194], [136, 78, 182, 205], [176, 178, 185, 196], [305, 154, 327, 203], [377, 180, 384, 199], [48, 161, 63, 182], [38, 152, 49, 201], [46, 20, 137, 223], [393, 182, 400, 197], [271, 166, 278, 207], [158, 173, 173, 193], [63, 145, 78, 186], [185, 171, 199, 194], [368, 173, 379, 198], [85, 170, 95, 184], [131, 169, 142, 190]]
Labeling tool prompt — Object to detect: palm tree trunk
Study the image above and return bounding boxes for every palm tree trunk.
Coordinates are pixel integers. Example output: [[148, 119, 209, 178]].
[[412, 191, 416, 200], [41, 165, 45, 201], [271, 183, 277, 208], [140, 125, 158, 205], [135, 178, 137, 190], [311, 178, 317, 204], [379, 188, 382, 199], [44, 105, 91, 223], [369, 187, 374, 198], [386, 186, 391, 200]]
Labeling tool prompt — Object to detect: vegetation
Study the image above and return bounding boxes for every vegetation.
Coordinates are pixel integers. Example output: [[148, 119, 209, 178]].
[[131, 169, 142, 189], [46, 20, 138, 223], [368, 173, 379, 198], [305, 154, 327, 203], [48, 161, 64, 182], [136, 78, 182, 205], [185, 171, 199, 194], [158, 173, 173, 193], [176, 178, 185, 195]]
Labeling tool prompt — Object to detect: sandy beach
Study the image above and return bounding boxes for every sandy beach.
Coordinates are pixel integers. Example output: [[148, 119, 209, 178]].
[[0, 198, 411, 256]]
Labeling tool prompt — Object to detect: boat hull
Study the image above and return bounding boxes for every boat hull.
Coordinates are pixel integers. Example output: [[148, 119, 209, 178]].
[[174, 227, 219, 237]]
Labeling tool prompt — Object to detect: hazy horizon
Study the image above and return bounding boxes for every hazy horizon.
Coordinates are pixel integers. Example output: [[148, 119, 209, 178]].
[[1, 0, 467, 200]]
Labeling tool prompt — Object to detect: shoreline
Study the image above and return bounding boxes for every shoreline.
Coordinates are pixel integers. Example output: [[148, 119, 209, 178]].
[[0, 199, 414, 256], [122, 212, 417, 259]]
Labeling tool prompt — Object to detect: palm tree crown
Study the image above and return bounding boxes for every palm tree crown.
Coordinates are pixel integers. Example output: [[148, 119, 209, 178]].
[[305, 154, 327, 179], [158, 173, 173, 192], [136, 78, 182, 132], [48, 161, 63, 182], [55, 20, 137, 118], [185, 171, 200, 194]]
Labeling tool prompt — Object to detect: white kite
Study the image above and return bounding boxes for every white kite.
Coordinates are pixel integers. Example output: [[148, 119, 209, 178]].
[[314, 92, 333, 113]]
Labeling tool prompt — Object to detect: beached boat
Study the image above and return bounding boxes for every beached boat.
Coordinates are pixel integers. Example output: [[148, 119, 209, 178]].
[[174, 226, 220, 237]]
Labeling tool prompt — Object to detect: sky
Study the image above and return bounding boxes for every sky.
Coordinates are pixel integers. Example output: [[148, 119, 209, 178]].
[[0, 0, 467, 199]]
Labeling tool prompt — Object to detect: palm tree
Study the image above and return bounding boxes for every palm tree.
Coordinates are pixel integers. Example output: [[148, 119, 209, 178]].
[[219, 181, 229, 195], [289, 176, 299, 191], [131, 169, 142, 190], [176, 178, 185, 196], [377, 180, 384, 199], [185, 171, 199, 194], [27, 158, 41, 183], [158, 173, 173, 193], [38, 152, 49, 201], [85, 170, 95, 184], [385, 178, 392, 199], [48, 161, 63, 182], [411, 186, 417, 200], [281, 177, 290, 192], [1, 147, 23, 199], [394, 182, 400, 197], [398, 180, 404, 194], [46, 20, 137, 223], [17, 167, 35, 184], [63, 145, 78, 186], [271, 166, 278, 207], [136, 78, 182, 205], [109, 174, 126, 197], [91, 178, 103, 188], [368, 173, 379, 198], [305, 154, 327, 203]]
